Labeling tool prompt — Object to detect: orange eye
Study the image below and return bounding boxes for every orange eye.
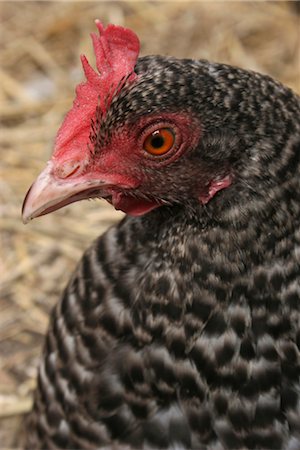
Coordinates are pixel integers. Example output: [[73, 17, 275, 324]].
[[143, 128, 175, 155]]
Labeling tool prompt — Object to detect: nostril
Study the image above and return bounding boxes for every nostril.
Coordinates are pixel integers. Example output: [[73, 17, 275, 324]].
[[55, 161, 81, 179]]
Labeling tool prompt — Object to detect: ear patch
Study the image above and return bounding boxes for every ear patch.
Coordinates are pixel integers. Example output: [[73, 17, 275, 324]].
[[199, 175, 232, 204]]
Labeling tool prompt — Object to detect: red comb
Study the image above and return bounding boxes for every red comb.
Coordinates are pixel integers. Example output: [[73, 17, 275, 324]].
[[53, 21, 140, 158]]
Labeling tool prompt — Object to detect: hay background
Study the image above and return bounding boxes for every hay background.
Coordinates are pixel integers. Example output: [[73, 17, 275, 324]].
[[1, 1, 299, 448]]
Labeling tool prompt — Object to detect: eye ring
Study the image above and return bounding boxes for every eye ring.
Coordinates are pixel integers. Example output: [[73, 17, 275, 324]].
[[143, 128, 175, 155]]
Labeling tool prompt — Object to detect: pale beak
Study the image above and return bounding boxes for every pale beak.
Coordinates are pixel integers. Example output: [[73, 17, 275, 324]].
[[22, 162, 119, 224]]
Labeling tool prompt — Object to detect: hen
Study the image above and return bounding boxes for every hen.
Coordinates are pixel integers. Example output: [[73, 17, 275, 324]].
[[22, 21, 300, 449]]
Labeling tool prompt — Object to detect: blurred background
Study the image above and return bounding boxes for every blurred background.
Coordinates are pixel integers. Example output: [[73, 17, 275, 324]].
[[1, 1, 299, 447]]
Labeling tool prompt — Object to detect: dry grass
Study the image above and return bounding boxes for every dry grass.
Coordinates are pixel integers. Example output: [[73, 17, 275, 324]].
[[1, 1, 299, 447]]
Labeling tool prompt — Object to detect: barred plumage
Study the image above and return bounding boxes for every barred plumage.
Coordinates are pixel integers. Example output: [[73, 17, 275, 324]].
[[23, 22, 300, 450]]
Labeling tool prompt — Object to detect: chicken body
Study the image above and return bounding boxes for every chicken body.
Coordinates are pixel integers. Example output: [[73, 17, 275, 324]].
[[24, 53, 300, 448]]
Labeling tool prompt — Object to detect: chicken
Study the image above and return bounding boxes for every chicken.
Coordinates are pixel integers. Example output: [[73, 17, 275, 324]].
[[22, 21, 300, 449]]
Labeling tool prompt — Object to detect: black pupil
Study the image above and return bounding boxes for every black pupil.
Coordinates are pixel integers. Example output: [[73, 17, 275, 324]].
[[151, 134, 165, 149]]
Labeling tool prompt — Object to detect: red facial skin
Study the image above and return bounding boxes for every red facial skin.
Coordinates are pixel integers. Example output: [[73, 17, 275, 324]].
[[22, 110, 232, 222], [22, 22, 232, 223]]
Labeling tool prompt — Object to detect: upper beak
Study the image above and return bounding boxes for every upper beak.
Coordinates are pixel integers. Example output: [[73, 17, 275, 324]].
[[22, 161, 115, 224]]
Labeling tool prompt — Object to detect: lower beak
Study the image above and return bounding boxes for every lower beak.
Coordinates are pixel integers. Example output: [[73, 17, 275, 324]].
[[22, 162, 118, 224]]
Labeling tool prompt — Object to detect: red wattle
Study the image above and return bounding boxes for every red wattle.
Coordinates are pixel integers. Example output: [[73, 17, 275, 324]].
[[111, 192, 160, 216]]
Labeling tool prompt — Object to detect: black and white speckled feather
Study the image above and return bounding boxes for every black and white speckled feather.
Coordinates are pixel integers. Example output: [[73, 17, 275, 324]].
[[25, 56, 300, 449]]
